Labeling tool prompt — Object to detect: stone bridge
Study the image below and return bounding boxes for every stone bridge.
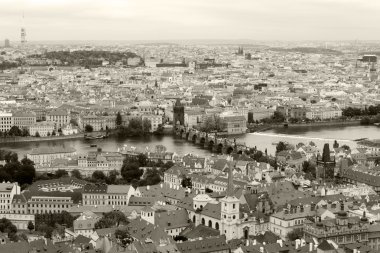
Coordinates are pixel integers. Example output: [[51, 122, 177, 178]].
[[174, 126, 249, 154]]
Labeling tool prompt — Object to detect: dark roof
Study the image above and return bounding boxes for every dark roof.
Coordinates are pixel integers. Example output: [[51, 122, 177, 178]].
[[180, 224, 220, 239], [83, 183, 107, 193], [176, 236, 229, 253], [317, 240, 335, 251]]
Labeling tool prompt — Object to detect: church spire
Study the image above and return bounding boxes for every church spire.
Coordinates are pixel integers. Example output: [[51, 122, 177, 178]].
[[226, 156, 235, 197]]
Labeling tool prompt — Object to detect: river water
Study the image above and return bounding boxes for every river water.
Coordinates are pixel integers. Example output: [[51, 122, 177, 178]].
[[1, 125, 379, 158]]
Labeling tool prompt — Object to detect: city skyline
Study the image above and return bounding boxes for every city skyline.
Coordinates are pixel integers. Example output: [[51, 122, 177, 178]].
[[1, 0, 380, 42]]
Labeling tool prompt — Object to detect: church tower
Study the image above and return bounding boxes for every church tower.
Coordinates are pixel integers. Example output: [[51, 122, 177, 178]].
[[173, 98, 184, 126], [220, 158, 240, 241]]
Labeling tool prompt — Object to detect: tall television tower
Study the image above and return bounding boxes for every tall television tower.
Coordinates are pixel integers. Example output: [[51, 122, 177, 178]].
[[21, 12, 26, 44]]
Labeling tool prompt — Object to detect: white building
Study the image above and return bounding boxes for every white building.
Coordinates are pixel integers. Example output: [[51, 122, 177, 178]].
[[28, 121, 55, 137], [27, 146, 76, 165], [0, 183, 20, 214], [0, 112, 12, 132], [73, 211, 100, 238]]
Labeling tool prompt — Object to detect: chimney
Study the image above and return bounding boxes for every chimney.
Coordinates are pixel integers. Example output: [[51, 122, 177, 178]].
[[309, 243, 313, 252]]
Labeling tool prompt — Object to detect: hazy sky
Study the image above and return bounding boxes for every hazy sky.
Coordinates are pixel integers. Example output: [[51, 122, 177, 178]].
[[1, 0, 380, 41]]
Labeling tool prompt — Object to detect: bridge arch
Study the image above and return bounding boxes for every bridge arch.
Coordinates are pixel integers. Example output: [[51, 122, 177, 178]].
[[217, 143, 223, 153], [226, 146, 234, 154], [208, 140, 214, 150], [200, 137, 206, 146]]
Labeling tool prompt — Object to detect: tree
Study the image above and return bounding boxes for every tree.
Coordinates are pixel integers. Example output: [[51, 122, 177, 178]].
[[8, 126, 22, 136], [276, 141, 287, 153], [121, 162, 143, 183], [127, 118, 143, 136], [106, 170, 119, 184], [143, 168, 161, 186], [154, 124, 164, 135], [115, 228, 134, 247], [95, 211, 128, 229], [137, 153, 148, 167], [0, 218, 18, 241], [70, 118, 78, 126], [27, 221, 35, 233], [21, 128, 30, 137], [302, 161, 316, 179], [341, 145, 350, 151], [92, 170, 106, 182], [360, 117, 371, 125], [85, 124, 93, 132], [248, 112, 254, 124], [142, 118, 151, 134], [333, 140, 339, 149], [253, 151, 263, 161], [181, 176, 192, 188], [375, 158, 380, 166], [71, 169, 82, 179], [116, 112, 122, 126], [55, 169, 68, 178], [35, 131, 40, 137], [52, 130, 56, 136], [47, 132, 51, 136], [286, 228, 303, 241]]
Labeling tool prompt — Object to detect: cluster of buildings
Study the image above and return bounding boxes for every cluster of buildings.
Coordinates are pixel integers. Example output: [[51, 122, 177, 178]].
[[1, 42, 379, 140], [0, 134, 379, 252], [0, 42, 380, 252]]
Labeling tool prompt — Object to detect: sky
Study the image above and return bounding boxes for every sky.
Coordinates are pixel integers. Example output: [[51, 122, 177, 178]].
[[1, 0, 380, 42]]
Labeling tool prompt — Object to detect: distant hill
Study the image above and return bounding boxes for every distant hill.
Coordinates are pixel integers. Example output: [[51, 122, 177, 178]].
[[28, 50, 144, 67], [269, 47, 343, 55]]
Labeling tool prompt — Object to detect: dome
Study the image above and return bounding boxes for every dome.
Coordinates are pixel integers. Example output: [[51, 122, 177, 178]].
[[193, 194, 212, 202]]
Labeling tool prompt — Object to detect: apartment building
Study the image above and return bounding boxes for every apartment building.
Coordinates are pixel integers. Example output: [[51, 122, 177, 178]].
[[82, 184, 136, 207], [46, 110, 71, 130], [27, 196, 73, 214], [28, 121, 55, 137], [12, 111, 36, 129]]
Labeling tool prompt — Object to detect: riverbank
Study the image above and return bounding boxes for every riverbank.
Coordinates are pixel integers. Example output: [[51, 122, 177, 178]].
[[0, 133, 85, 143], [249, 119, 361, 132]]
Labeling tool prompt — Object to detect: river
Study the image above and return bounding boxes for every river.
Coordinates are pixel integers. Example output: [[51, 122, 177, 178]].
[[1, 125, 378, 158]]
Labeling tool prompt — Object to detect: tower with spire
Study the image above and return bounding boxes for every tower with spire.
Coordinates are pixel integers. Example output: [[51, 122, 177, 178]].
[[220, 156, 240, 241]]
